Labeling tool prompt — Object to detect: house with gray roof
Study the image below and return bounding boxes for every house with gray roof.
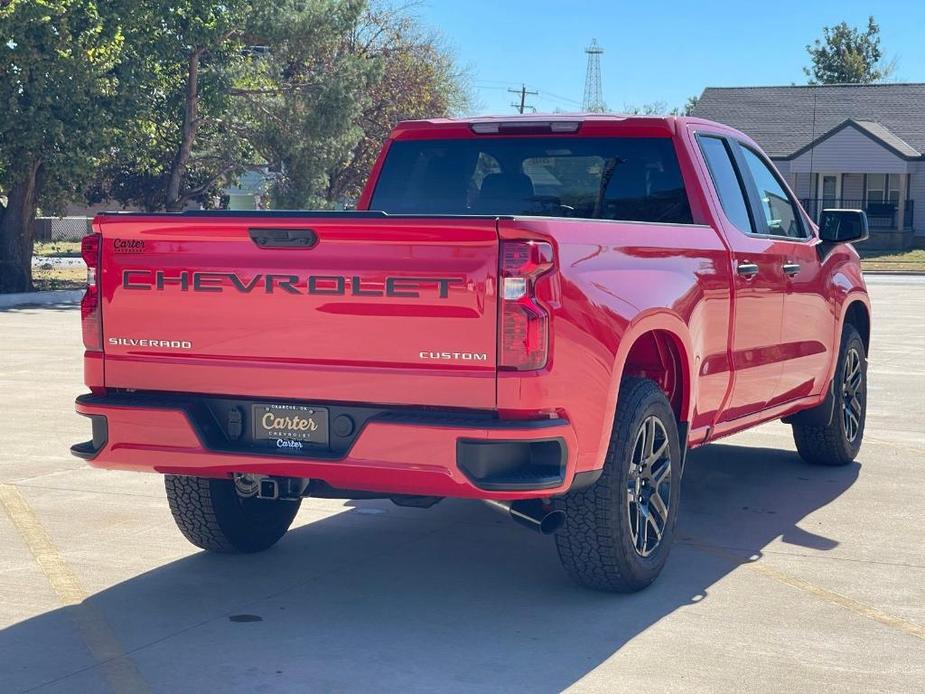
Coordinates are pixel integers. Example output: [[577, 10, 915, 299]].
[[692, 83, 925, 249]]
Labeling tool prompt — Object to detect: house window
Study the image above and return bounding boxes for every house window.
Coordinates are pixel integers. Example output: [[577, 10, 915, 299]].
[[817, 174, 840, 203], [889, 176, 901, 203], [866, 174, 885, 203], [866, 174, 901, 203]]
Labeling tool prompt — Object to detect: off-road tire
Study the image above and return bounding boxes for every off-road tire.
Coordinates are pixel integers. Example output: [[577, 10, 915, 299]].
[[165, 475, 301, 553], [555, 378, 682, 592], [792, 324, 867, 466]]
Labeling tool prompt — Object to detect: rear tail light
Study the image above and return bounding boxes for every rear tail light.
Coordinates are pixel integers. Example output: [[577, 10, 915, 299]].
[[81, 233, 102, 351], [499, 240, 554, 370]]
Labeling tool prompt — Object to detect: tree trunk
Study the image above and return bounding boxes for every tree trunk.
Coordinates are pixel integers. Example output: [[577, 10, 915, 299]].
[[0, 161, 41, 294], [165, 49, 203, 211]]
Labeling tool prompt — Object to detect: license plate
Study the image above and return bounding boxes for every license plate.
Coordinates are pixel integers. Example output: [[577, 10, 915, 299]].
[[252, 403, 329, 448]]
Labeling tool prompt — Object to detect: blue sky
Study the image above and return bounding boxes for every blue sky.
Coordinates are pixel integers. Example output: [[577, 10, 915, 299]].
[[416, 0, 925, 115]]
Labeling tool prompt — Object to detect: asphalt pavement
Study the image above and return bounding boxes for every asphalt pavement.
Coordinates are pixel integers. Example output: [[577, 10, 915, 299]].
[[0, 275, 922, 693]]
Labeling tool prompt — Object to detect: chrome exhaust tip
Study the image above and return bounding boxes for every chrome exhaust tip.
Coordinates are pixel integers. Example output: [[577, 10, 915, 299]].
[[484, 499, 565, 535]]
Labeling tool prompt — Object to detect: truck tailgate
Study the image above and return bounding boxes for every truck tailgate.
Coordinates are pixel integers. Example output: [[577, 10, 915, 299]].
[[97, 214, 499, 409]]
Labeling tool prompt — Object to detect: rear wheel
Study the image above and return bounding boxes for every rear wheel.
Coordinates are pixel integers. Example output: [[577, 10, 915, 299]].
[[792, 324, 867, 466], [555, 378, 682, 592], [165, 475, 301, 553]]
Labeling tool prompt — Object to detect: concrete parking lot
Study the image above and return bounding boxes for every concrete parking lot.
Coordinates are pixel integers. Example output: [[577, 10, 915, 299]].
[[1, 275, 923, 693]]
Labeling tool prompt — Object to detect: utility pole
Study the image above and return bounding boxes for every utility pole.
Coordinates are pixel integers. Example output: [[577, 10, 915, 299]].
[[508, 84, 538, 114]]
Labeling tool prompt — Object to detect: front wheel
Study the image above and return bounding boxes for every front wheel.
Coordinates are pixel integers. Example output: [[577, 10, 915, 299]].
[[555, 378, 682, 592], [165, 475, 301, 553], [792, 324, 867, 466]]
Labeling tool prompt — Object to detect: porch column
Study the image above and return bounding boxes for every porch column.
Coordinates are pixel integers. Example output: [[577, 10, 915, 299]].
[[896, 174, 908, 230]]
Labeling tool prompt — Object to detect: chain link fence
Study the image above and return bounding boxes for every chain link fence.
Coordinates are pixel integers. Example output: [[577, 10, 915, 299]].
[[32, 217, 93, 242]]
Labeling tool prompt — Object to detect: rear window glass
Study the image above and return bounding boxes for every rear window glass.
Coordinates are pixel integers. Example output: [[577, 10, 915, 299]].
[[369, 137, 693, 224]]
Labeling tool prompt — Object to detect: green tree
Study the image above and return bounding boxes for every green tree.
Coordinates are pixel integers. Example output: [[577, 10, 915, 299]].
[[241, 0, 372, 209], [94, 0, 371, 211], [804, 16, 896, 84], [623, 95, 700, 117], [624, 101, 669, 115], [0, 0, 126, 292], [91, 0, 259, 211], [321, 2, 471, 206]]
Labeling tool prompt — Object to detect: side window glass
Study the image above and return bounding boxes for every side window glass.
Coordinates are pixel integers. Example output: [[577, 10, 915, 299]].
[[698, 136, 753, 234], [740, 147, 805, 239]]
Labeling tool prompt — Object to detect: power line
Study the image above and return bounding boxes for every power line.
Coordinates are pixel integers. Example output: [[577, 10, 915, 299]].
[[473, 82, 582, 114], [508, 84, 538, 114], [474, 81, 582, 108], [535, 89, 581, 106]]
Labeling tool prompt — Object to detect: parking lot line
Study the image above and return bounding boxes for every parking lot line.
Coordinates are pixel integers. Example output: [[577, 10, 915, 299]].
[[0, 483, 150, 694], [689, 540, 925, 641]]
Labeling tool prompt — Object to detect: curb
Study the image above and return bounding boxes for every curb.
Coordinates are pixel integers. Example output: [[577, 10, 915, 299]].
[[31, 256, 85, 267], [862, 271, 925, 276], [0, 289, 84, 309]]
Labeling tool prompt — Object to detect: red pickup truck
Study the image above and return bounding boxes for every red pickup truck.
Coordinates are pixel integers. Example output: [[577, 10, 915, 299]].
[[73, 115, 871, 592]]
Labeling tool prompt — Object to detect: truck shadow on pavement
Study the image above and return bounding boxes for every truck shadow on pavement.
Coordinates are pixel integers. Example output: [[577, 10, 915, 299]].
[[1, 442, 859, 693]]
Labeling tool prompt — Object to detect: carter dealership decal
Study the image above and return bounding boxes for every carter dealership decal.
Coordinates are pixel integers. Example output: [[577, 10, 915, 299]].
[[113, 239, 146, 254]]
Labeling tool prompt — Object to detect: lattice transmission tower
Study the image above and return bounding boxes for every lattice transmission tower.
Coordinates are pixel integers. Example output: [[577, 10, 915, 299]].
[[582, 39, 606, 113]]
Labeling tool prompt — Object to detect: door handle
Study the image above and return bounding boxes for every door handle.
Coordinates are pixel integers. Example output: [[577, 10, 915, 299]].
[[782, 262, 801, 277], [736, 262, 759, 278], [248, 228, 318, 249]]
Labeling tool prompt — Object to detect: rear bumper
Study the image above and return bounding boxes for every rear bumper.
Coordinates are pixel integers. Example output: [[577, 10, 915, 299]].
[[73, 393, 580, 500]]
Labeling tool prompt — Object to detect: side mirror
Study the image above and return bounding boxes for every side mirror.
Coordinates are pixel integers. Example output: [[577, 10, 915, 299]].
[[818, 209, 869, 244]]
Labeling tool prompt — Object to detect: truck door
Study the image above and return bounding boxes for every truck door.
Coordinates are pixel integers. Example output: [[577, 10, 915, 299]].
[[695, 134, 787, 421], [733, 146, 835, 406]]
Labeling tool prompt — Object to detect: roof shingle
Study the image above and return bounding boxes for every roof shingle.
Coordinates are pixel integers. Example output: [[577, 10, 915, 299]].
[[691, 83, 925, 158]]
